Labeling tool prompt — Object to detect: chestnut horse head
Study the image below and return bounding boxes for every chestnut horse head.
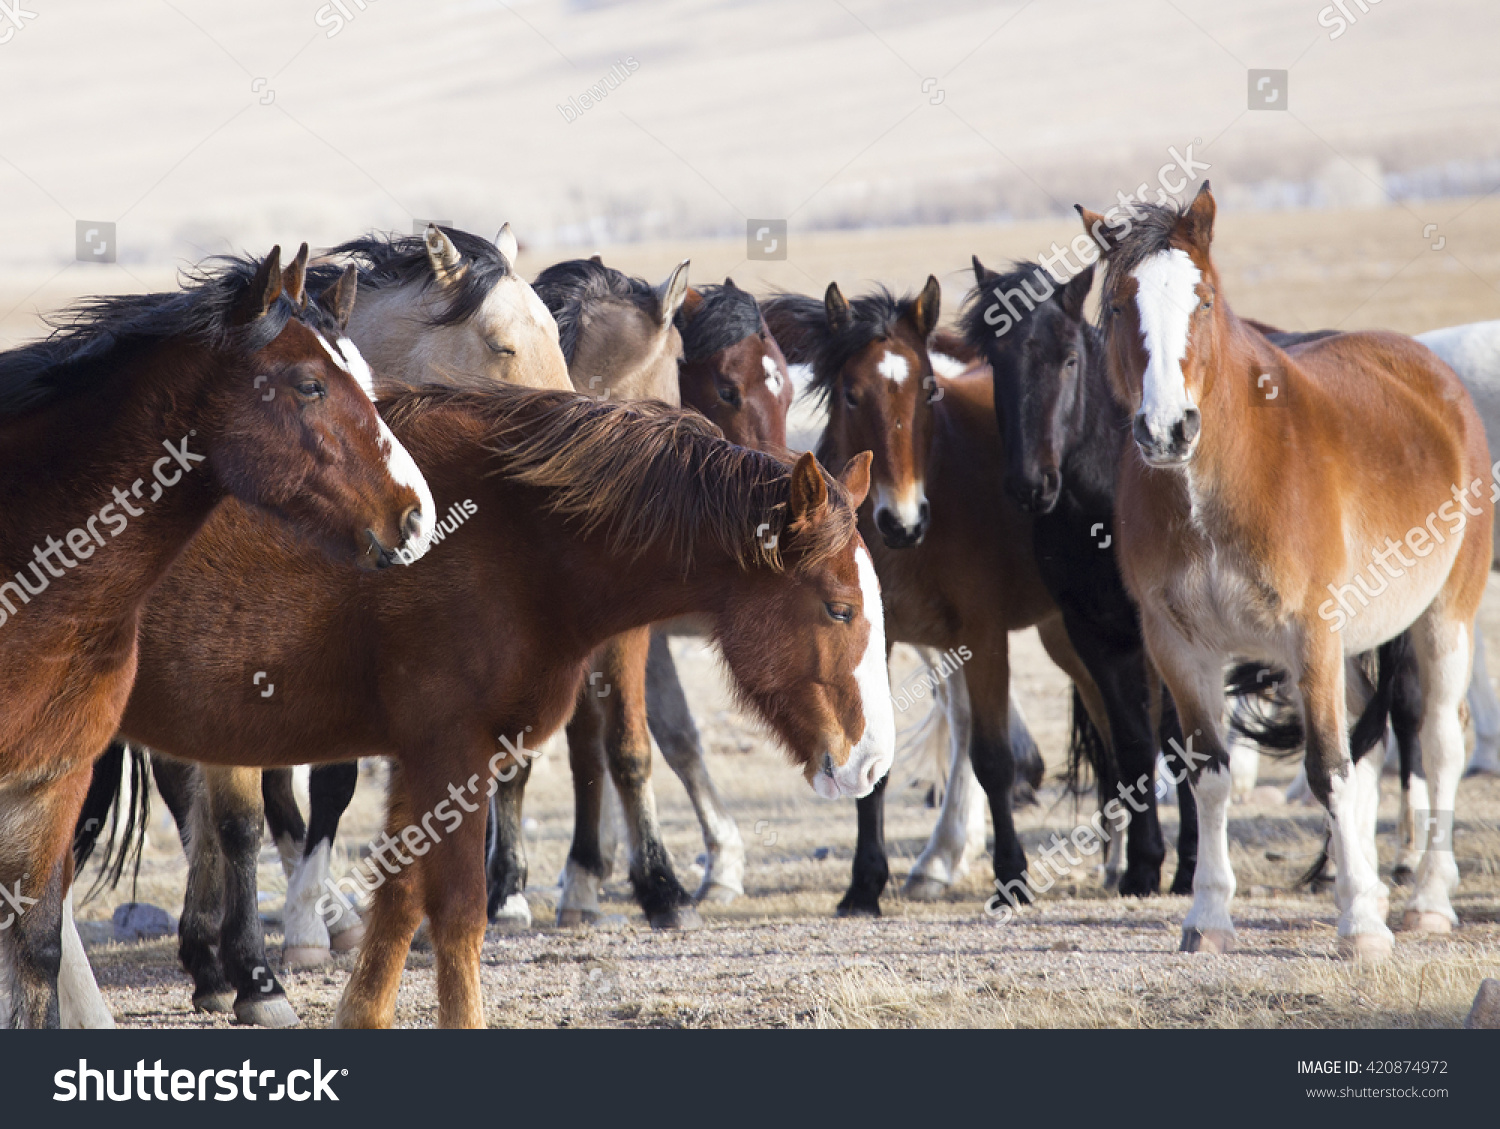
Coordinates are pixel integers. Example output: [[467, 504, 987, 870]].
[[1079, 183, 1219, 467], [763, 278, 941, 548], [963, 256, 1096, 513], [315, 224, 569, 393], [675, 280, 792, 450], [532, 256, 690, 404]]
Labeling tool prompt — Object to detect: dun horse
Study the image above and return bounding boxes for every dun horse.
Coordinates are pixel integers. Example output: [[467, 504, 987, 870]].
[[1082, 183, 1491, 958], [0, 246, 432, 1027]]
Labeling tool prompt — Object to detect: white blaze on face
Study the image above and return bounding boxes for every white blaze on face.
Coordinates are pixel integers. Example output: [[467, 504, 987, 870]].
[[761, 354, 785, 396], [1131, 248, 1201, 440], [320, 333, 437, 562], [814, 544, 896, 800], [877, 349, 910, 386]]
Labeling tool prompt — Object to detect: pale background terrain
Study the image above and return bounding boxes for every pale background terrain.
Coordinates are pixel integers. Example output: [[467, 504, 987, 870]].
[[2, 0, 1497, 1026]]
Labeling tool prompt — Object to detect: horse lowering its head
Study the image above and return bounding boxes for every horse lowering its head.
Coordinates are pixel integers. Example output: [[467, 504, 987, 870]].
[[675, 280, 792, 450], [963, 257, 1096, 514], [315, 224, 569, 393], [763, 278, 941, 548], [533, 256, 690, 403], [2, 245, 434, 569]]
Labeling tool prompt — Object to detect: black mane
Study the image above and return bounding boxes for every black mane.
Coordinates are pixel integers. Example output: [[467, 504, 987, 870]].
[[957, 259, 1057, 345], [761, 288, 912, 406], [532, 258, 663, 364], [310, 227, 513, 329], [0, 253, 326, 419], [677, 282, 762, 363]]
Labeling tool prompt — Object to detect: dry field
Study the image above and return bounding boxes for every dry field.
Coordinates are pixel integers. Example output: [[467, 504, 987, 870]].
[[56, 202, 1500, 1028]]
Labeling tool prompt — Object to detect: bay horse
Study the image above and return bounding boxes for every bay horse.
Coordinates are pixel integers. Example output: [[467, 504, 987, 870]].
[[0, 245, 433, 1028], [1082, 182, 1491, 959], [762, 280, 1099, 915], [962, 255, 1198, 896], [75, 223, 575, 1004], [107, 384, 892, 1028]]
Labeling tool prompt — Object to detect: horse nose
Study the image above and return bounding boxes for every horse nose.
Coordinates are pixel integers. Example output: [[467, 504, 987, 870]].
[[1175, 408, 1201, 446], [859, 756, 882, 793], [1132, 412, 1154, 449], [1133, 411, 1199, 462], [402, 505, 426, 545], [1032, 468, 1062, 511], [875, 505, 926, 549]]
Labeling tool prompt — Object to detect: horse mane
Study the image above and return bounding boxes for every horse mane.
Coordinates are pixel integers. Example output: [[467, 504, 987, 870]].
[[310, 227, 512, 328], [760, 288, 913, 406], [381, 386, 856, 574], [957, 259, 1058, 345], [0, 253, 327, 419], [1096, 198, 1189, 313], [676, 282, 762, 363], [532, 258, 663, 365]]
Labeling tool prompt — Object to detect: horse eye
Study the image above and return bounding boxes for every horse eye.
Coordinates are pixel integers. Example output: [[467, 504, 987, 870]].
[[1109, 304, 1122, 316], [487, 339, 516, 356], [1064, 355, 1079, 372], [295, 379, 326, 399], [843, 389, 858, 409], [1199, 299, 1213, 312], [718, 383, 742, 407], [825, 601, 854, 623]]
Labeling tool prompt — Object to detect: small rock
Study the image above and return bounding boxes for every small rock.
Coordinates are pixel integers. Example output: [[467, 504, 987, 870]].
[[112, 902, 176, 943], [1250, 786, 1287, 806], [1050, 940, 1079, 952], [813, 847, 831, 861], [1464, 979, 1500, 1029]]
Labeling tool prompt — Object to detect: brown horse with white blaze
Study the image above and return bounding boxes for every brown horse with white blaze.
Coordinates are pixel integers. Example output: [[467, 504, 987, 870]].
[[0, 246, 433, 1027], [1082, 183, 1492, 959]]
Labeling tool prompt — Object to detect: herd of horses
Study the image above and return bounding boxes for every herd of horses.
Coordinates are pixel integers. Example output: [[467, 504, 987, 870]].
[[4, 181, 1498, 1028]]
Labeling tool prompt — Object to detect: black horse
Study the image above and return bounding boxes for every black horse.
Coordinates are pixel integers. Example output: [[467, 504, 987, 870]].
[[963, 256, 1197, 895]]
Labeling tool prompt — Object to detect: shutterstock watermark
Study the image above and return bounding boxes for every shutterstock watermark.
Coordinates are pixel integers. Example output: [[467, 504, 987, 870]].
[[0, 1, 38, 45], [981, 143, 1211, 337]]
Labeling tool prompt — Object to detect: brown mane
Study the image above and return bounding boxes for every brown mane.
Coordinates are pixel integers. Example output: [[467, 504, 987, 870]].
[[380, 385, 856, 574]]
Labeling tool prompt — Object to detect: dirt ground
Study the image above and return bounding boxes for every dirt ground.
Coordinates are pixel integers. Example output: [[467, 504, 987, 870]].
[[62, 202, 1500, 1028]]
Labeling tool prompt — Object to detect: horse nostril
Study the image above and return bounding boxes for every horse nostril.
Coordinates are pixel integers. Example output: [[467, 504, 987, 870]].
[[860, 758, 880, 791], [1177, 408, 1201, 445], [1040, 468, 1061, 498], [402, 505, 425, 543], [1132, 413, 1153, 447]]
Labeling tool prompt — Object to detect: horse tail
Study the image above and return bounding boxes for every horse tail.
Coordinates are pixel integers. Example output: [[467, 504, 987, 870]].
[[1224, 662, 1304, 755], [1294, 833, 1332, 889], [72, 741, 152, 902], [1064, 684, 1110, 803], [889, 647, 952, 799]]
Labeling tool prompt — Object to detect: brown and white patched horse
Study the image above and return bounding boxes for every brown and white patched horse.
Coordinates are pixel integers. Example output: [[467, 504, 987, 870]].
[[0, 247, 433, 1027], [1082, 182, 1492, 959]]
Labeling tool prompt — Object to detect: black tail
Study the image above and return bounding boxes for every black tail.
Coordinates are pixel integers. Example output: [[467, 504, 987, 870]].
[[72, 740, 152, 902], [1285, 635, 1410, 888], [1223, 662, 1304, 754], [1064, 684, 1111, 802]]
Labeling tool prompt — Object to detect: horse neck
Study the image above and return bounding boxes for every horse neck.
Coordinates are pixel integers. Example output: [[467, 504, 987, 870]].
[[346, 285, 430, 386], [0, 344, 225, 617], [1060, 322, 1127, 511]]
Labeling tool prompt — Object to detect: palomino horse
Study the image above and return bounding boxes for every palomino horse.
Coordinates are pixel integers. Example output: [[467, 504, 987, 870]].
[[964, 256, 1198, 896], [73, 224, 573, 1017], [0, 246, 433, 1027], [482, 277, 795, 920], [109, 385, 892, 1028], [763, 281, 1100, 915], [1081, 182, 1491, 958]]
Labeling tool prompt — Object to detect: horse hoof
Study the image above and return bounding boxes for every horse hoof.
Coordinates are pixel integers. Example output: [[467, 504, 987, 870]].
[[649, 905, 703, 931], [192, 991, 235, 1014], [1179, 928, 1233, 953], [234, 997, 301, 1029], [1337, 932, 1394, 962], [1168, 874, 1195, 896], [902, 875, 949, 901], [695, 882, 741, 905], [1102, 871, 1121, 892], [1391, 865, 1414, 887], [490, 894, 533, 933], [1401, 910, 1453, 934], [1117, 873, 1162, 899], [281, 945, 332, 969], [329, 921, 365, 952], [835, 900, 881, 918], [556, 907, 600, 928]]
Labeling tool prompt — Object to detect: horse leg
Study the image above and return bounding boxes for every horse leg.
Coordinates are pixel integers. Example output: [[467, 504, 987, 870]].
[[173, 763, 234, 1013], [1465, 627, 1500, 776], [1388, 646, 1425, 885], [1161, 694, 1199, 894], [1402, 613, 1473, 935], [906, 668, 979, 898], [203, 765, 298, 1026], [58, 887, 113, 1028], [0, 767, 90, 1027], [284, 762, 362, 967], [559, 687, 608, 926], [416, 763, 491, 1029], [963, 646, 1036, 910], [151, 752, 197, 851], [261, 767, 305, 879], [598, 630, 698, 930], [837, 772, 890, 916], [336, 762, 427, 1029], [646, 629, 744, 903], [484, 760, 533, 929]]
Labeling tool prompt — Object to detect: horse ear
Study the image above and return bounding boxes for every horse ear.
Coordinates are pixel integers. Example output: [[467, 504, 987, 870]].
[[656, 259, 690, 325], [282, 243, 310, 307], [788, 451, 829, 524], [1076, 205, 1115, 256], [589, 254, 604, 265], [678, 286, 705, 326], [317, 264, 360, 331], [824, 282, 852, 332], [1175, 181, 1216, 251], [911, 274, 941, 338], [1060, 264, 1095, 319], [494, 222, 519, 267], [237, 245, 283, 323], [839, 450, 872, 509], [425, 224, 465, 288], [971, 255, 990, 287]]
